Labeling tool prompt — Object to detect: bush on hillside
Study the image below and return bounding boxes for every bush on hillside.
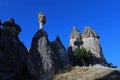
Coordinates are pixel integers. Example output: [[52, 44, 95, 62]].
[[74, 47, 94, 66]]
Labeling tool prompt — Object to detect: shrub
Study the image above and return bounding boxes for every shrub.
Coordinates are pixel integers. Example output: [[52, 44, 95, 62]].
[[74, 47, 94, 66]]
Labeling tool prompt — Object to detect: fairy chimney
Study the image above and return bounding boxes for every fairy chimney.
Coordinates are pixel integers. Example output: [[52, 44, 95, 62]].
[[69, 26, 83, 51], [82, 27, 107, 64], [38, 13, 46, 29]]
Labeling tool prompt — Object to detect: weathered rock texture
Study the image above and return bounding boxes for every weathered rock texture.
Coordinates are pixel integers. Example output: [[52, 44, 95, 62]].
[[38, 13, 46, 29], [0, 19, 30, 80], [82, 27, 107, 65], [68, 26, 107, 66], [51, 36, 69, 67], [29, 29, 54, 80], [29, 29, 69, 80], [69, 27, 83, 51]]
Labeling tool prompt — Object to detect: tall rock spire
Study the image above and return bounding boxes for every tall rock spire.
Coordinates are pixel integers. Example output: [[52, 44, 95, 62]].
[[69, 26, 83, 51], [82, 26, 107, 65], [38, 13, 46, 29]]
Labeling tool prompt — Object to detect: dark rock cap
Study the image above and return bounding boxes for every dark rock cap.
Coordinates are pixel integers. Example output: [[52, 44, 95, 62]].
[[38, 13, 46, 25], [2, 18, 21, 32]]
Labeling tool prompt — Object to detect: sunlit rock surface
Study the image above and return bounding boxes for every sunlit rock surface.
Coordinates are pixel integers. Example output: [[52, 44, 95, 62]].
[[29, 29, 68, 80]]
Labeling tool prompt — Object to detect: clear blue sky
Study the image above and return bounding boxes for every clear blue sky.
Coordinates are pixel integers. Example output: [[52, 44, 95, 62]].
[[0, 0, 120, 68]]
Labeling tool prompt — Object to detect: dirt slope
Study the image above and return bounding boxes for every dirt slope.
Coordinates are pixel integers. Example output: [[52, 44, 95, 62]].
[[54, 66, 120, 80]]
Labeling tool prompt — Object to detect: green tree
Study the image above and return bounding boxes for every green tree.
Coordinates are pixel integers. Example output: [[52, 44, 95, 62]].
[[74, 47, 94, 66]]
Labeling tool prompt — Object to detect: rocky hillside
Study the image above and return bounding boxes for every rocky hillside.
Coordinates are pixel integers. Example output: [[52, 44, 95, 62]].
[[54, 66, 120, 80]]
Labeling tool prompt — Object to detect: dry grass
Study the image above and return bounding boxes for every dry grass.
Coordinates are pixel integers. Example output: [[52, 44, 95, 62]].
[[54, 66, 117, 80]]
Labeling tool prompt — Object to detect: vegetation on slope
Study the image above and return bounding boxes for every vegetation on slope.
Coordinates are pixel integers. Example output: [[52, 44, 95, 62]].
[[54, 66, 120, 80], [74, 47, 94, 66]]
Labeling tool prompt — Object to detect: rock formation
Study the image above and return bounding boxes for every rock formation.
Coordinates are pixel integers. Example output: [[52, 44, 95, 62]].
[[2, 18, 21, 37], [0, 19, 30, 80], [29, 29, 69, 80], [69, 26, 83, 52], [51, 36, 69, 67], [29, 14, 69, 79], [0, 14, 113, 80], [68, 26, 107, 66], [38, 13, 46, 29], [82, 27, 107, 65], [0, 14, 69, 80], [68, 27, 83, 65], [29, 29, 55, 80], [81, 27, 99, 38]]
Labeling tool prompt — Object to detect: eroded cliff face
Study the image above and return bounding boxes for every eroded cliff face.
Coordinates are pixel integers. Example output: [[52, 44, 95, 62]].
[[82, 27, 107, 65], [29, 29, 55, 80], [0, 19, 30, 80], [29, 29, 69, 80], [51, 36, 69, 67]]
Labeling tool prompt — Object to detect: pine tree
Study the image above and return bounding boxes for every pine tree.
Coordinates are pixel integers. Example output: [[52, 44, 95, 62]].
[[74, 47, 94, 66]]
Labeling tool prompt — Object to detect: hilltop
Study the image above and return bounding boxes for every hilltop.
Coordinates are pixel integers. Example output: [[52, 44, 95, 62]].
[[54, 65, 120, 80]]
